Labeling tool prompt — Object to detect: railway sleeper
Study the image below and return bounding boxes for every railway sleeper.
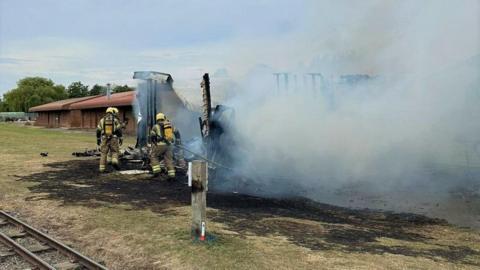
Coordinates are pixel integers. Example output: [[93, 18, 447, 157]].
[[54, 261, 83, 270], [0, 240, 54, 259], [29, 244, 54, 253], [6, 231, 26, 239], [0, 250, 15, 258]]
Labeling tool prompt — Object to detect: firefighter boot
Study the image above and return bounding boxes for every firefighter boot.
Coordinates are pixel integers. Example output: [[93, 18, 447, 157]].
[[151, 165, 161, 177], [111, 153, 120, 170], [167, 169, 176, 180], [112, 162, 120, 170]]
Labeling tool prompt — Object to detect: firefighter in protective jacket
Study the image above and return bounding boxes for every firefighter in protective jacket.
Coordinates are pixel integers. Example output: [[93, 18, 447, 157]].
[[97, 107, 123, 172], [107, 107, 121, 164], [150, 113, 176, 178]]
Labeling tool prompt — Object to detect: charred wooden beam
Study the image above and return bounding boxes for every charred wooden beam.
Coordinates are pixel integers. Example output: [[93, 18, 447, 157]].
[[200, 73, 211, 138]]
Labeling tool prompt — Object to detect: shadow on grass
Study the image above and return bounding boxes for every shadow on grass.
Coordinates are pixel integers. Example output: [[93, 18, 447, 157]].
[[17, 159, 480, 266]]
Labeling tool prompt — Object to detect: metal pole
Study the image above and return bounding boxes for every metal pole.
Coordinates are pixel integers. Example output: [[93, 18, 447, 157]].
[[303, 74, 307, 93], [153, 80, 157, 125], [106, 83, 111, 100], [284, 73, 289, 94], [294, 74, 297, 93], [273, 73, 280, 94], [311, 74, 316, 96]]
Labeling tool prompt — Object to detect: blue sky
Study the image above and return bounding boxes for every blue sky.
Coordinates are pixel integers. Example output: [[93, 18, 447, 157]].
[[0, 0, 308, 94], [0, 0, 478, 95]]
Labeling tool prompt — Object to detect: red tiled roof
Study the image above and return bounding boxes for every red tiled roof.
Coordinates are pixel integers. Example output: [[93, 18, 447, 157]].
[[69, 91, 135, 110], [29, 96, 99, 112], [29, 91, 136, 112]]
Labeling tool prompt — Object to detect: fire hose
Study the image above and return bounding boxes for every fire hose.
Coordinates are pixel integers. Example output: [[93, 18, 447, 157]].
[[172, 144, 295, 182], [173, 144, 234, 171]]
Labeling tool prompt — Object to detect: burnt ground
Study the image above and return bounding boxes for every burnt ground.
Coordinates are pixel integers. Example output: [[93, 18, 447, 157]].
[[13, 158, 480, 267]]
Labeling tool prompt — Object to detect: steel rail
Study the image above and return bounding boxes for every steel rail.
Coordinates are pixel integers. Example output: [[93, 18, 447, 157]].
[[0, 230, 56, 270], [0, 211, 108, 270]]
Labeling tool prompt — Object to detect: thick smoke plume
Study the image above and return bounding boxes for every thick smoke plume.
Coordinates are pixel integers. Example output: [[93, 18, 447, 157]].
[[210, 1, 480, 226]]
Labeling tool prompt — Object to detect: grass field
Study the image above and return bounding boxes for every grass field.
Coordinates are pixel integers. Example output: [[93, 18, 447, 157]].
[[0, 123, 479, 269]]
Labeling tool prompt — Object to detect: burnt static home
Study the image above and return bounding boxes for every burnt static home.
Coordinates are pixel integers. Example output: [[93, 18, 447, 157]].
[[29, 91, 137, 134]]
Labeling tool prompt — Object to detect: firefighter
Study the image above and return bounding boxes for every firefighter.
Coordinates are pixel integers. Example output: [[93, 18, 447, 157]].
[[150, 113, 176, 178], [97, 107, 123, 172], [107, 107, 122, 165]]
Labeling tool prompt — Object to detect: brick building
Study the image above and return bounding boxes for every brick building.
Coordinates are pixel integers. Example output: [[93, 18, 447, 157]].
[[29, 91, 137, 134]]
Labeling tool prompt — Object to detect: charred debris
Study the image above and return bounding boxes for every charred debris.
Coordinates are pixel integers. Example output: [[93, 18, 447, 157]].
[[72, 72, 235, 178]]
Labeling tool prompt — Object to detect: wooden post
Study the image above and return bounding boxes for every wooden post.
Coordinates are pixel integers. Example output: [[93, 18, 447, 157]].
[[189, 160, 208, 240]]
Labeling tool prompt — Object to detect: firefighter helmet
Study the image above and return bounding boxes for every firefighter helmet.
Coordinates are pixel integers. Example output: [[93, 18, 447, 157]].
[[106, 107, 115, 114], [156, 113, 166, 121], [111, 107, 119, 115]]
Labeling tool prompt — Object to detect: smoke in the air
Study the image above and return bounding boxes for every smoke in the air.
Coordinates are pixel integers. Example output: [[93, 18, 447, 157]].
[[205, 0, 480, 226]]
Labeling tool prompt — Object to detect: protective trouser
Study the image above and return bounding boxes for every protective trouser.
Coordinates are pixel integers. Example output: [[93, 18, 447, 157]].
[[150, 143, 175, 177], [99, 136, 119, 172]]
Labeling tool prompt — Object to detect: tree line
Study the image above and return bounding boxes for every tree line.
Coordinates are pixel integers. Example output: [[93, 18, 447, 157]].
[[0, 77, 134, 112]]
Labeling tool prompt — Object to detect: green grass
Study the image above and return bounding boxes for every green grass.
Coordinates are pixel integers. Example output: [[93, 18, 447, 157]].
[[0, 123, 135, 154]]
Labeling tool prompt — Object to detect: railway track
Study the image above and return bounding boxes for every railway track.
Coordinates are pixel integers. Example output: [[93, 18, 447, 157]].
[[0, 210, 107, 270]]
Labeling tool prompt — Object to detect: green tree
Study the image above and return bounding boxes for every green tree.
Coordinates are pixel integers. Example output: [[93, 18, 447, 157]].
[[0, 98, 6, 112], [89, 84, 106, 96], [2, 77, 67, 112], [67, 81, 89, 98], [113, 84, 134, 93]]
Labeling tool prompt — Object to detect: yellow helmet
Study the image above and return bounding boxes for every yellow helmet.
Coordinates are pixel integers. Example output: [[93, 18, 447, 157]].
[[106, 107, 115, 114], [112, 107, 119, 114], [156, 112, 166, 121]]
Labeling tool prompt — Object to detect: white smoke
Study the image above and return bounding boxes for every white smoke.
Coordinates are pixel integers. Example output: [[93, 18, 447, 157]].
[[208, 1, 480, 225]]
